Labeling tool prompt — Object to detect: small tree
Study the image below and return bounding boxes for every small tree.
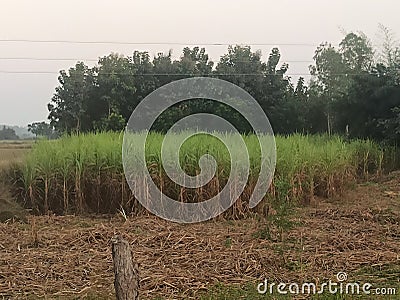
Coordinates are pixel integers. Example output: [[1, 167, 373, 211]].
[[28, 122, 56, 139]]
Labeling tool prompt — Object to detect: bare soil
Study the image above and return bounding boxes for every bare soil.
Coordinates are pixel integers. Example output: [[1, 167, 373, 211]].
[[0, 172, 399, 299]]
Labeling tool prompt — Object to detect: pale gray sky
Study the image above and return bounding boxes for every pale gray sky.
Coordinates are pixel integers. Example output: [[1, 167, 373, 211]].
[[1, 0, 399, 126]]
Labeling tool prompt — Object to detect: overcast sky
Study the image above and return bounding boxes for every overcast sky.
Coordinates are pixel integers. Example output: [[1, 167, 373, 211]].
[[1, 0, 399, 126]]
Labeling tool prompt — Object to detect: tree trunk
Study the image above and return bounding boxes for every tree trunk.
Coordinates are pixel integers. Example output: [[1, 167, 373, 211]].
[[111, 235, 139, 300], [327, 111, 332, 136]]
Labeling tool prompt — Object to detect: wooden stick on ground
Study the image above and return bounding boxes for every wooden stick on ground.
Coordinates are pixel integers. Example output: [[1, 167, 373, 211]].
[[111, 235, 139, 300]]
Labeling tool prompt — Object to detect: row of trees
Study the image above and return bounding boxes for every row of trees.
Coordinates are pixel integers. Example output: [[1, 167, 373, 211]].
[[42, 26, 400, 143], [0, 126, 19, 140]]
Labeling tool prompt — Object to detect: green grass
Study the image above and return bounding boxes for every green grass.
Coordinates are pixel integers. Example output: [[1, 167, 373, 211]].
[[354, 263, 400, 287], [7, 132, 399, 215]]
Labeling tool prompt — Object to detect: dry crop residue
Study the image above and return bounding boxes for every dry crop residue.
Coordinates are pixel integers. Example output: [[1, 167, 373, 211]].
[[0, 173, 399, 299]]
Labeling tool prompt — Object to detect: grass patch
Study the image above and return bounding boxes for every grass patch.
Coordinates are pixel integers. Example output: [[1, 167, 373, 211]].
[[0, 148, 30, 169], [354, 263, 400, 286]]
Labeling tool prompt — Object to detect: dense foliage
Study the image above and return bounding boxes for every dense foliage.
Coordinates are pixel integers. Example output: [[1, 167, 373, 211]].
[[44, 28, 400, 144]]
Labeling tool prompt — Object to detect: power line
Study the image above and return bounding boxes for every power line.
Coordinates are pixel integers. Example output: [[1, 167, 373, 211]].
[[0, 70, 300, 75], [0, 70, 59, 74], [0, 39, 328, 47], [0, 57, 314, 63], [0, 71, 384, 76], [0, 70, 309, 75], [0, 39, 394, 49], [0, 57, 99, 62]]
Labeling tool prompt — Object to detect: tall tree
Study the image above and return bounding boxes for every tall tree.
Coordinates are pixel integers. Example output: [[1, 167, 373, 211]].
[[212, 46, 266, 132], [131, 51, 157, 104], [262, 48, 296, 133], [176, 47, 214, 77], [215, 45, 266, 98], [152, 50, 178, 87], [339, 32, 374, 72], [377, 24, 400, 85], [95, 53, 137, 122], [48, 62, 96, 133], [309, 41, 351, 135], [152, 47, 216, 132]]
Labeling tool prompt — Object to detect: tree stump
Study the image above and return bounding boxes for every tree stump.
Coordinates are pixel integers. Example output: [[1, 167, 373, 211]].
[[111, 235, 139, 300]]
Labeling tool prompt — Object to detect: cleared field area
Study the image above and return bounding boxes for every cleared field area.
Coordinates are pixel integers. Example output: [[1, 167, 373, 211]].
[[0, 173, 399, 299], [0, 140, 32, 169]]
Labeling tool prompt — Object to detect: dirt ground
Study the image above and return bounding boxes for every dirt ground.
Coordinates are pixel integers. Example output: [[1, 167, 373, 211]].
[[0, 172, 399, 299]]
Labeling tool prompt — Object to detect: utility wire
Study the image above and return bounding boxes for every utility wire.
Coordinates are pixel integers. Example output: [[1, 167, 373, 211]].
[[0, 57, 99, 62], [0, 39, 325, 46], [0, 71, 386, 76], [0, 71, 302, 75], [0, 57, 314, 63]]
